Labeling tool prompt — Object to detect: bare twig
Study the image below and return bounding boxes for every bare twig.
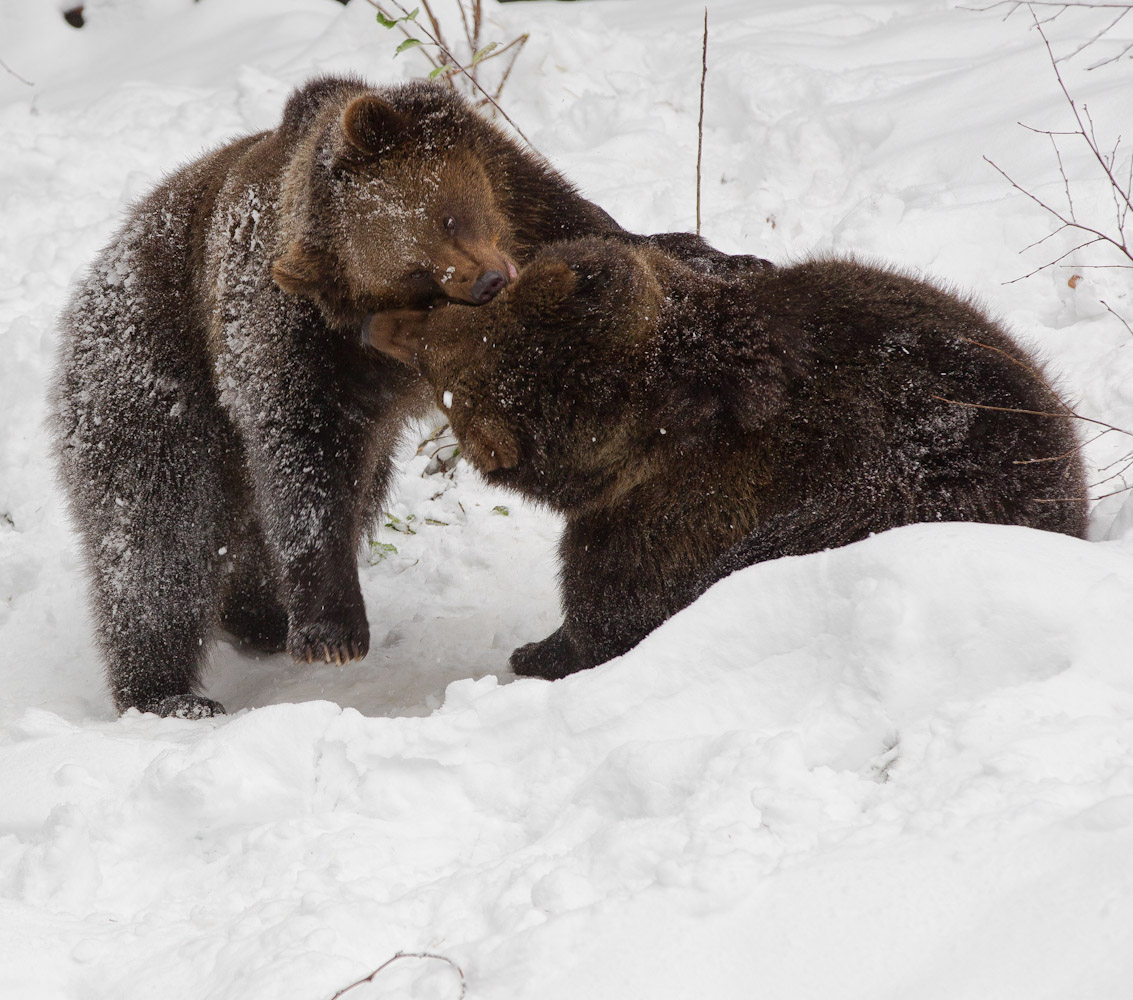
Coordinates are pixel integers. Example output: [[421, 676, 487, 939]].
[[373, 2, 445, 72], [933, 387, 1133, 502], [421, 0, 449, 57], [983, 10, 1133, 284], [1100, 298, 1133, 334], [0, 56, 34, 87], [486, 34, 529, 104], [458, 0, 475, 54], [1013, 425, 1114, 462], [964, 3, 1133, 67], [368, 0, 537, 150], [697, 9, 708, 236], [329, 951, 467, 1000], [931, 394, 1133, 438], [956, 335, 1075, 413]]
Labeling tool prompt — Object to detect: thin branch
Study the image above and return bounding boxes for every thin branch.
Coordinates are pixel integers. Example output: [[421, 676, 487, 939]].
[[458, 0, 475, 54], [930, 394, 1133, 438], [420, 0, 449, 57], [1030, 10, 1133, 215], [1065, 5, 1131, 61], [329, 951, 466, 1000], [488, 34, 529, 104], [373, 2, 445, 72], [1096, 446, 1133, 473], [956, 335, 1074, 412], [984, 154, 1131, 278], [697, 8, 708, 236], [1014, 425, 1115, 463], [1101, 298, 1133, 334], [935, 387, 1133, 502], [1087, 35, 1133, 69], [368, 0, 537, 151], [1085, 465, 1130, 490], [967, 2, 1133, 13], [0, 56, 34, 87]]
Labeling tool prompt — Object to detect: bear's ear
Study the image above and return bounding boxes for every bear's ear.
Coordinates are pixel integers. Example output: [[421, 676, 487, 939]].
[[341, 95, 409, 156], [272, 242, 324, 297]]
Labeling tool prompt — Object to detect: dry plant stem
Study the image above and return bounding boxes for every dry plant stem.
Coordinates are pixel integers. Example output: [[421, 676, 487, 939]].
[[457, 0, 484, 71], [1101, 298, 1133, 334], [1014, 425, 1114, 463], [931, 394, 1133, 439], [421, 0, 450, 58], [696, 8, 708, 236], [971, 0, 1133, 65], [957, 335, 1075, 413], [949, 339, 1129, 497], [373, 1, 445, 73], [1065, 6, 1132, 66], [486, 34, 529, 103], [329, 951, 467, 1000], [458, 0, 476, 52], [0, 56, 34, 87], [367, 0, 537, 151], [1028, 7, 1132, 220], [983, 10, 1133, 282], [1085, 456, 1133, 498]]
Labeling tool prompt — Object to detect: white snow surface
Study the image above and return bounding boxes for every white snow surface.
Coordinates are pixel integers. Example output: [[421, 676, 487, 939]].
[[3, 0, 1133, 997]]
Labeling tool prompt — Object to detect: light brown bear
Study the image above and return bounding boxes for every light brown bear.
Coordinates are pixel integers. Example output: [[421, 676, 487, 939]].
[[51, 75, 654, 717], [366, 238, 1089, 681]]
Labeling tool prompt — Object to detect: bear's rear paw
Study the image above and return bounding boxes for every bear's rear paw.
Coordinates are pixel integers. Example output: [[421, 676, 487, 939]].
[[288, 620, 370, 666], [145, 694, 227, 719], [509, 626, 590, 680]]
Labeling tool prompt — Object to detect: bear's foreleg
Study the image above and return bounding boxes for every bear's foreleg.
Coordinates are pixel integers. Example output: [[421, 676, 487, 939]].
[[220, 348, 380, 667], [510, 510, 702, 679]]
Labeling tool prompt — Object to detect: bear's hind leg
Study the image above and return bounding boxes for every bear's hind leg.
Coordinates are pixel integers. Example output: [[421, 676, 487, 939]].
[[90, 507, 227, 717], [59, 384, 231, 717]]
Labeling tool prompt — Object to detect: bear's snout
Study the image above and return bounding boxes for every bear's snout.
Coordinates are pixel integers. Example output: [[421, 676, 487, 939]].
[[471, 269, 509, 304]]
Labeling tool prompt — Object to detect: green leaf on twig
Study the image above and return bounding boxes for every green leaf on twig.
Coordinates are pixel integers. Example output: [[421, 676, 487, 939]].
[[429, 63, 457, 79], [377, 6, 419, 29], [471, 42, 498, 66], [395, 38, 424, 56]]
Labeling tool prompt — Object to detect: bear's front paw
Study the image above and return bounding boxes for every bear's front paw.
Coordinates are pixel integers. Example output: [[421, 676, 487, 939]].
[[509, 626, 590, 680], [288, 618, 370, 666], [145, 694, 227, 719]]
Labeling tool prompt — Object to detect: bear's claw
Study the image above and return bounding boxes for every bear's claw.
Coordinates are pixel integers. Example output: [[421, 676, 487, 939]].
[[292, 633, 367, 667]]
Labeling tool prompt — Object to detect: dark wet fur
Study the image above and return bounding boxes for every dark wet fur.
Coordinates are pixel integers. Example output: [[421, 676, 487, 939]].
[[48, 76, 655, 716], [375, 240, 1088, 680]]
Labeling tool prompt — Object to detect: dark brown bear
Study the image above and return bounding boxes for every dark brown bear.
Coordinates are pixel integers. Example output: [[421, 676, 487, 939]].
[[366, 238, 1089, 681], [50, 75, 657, 718]]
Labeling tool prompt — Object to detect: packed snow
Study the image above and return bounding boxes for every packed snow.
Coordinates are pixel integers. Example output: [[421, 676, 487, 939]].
[[2, 0, 1133, 997]]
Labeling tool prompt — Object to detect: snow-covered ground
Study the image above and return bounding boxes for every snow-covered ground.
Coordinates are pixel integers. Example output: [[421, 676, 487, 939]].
[[3, 0, 1133, 996]]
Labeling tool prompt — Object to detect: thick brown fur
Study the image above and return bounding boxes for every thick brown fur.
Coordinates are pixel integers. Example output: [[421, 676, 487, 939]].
[[366, 239, 1089, 681], [49, 76, 660, 717]]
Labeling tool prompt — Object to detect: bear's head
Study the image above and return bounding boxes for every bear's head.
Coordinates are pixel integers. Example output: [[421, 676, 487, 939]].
[[362, 239, 671, 488], [273, 84, 519, 327]]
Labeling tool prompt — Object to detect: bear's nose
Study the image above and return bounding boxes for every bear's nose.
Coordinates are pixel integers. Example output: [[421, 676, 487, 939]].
[[471, 270, 507, 304]]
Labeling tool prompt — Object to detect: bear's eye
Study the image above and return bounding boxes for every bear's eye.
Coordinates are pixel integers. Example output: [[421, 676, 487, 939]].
[[408, 268, 431, 282], [443, 216, 457, 235]]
